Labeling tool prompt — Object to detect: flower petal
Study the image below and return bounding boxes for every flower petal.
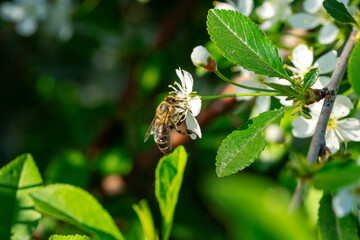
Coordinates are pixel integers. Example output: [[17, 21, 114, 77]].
[[332, 188, 355, 218], [304, 0, 323, 13], [186, 112, 201, 139], [175, 68, 185, 88], [318, 23, 339, 45], [312, 76, 330, 89], [291, 44, 313, 71], [288, 13, 321, 30], [254, 96, 270, 114], [315, 49, 338, 74], [213, 1, 236, 11], [0, 2, 25, 21], [188, 96, 202, 117], [259, 17, 279, 31], [256, 2, 275, 19], [332, 95, 353, 119], [16, 17, 37, 36], [281, 5, 292, 21], [237, 0, 253, 17], [291, 117, 317, 138], [325, 129, 340, 153], [182, 69, 194, 95], [337, 118, 360, 142]]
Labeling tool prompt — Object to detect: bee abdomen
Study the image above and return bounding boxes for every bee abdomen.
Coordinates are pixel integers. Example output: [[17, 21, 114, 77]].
[[154, 132, 171, 154]]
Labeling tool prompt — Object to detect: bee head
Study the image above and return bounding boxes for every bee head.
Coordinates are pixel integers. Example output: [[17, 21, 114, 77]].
[[165, 95, 178, 103]]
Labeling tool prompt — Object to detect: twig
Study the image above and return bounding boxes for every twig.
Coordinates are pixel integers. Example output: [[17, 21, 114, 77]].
[[289, 29, 358, 212]]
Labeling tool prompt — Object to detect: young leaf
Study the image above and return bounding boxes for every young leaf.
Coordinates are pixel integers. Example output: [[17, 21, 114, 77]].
[[49, 235, 91, 240], [216, 107, 289, 177], [133, 200, 158, 240], [348, 41, 360, 98], [0, 153, 43, 240], [313, 161, 360, 191], [207, 9, 291, 81], [318, 194, 359, 240], [303, 68, 320, 90], [323, 0, 358, 26], [155, 145, 188, 240], [264, 83, 301, 97], [30, 184, 124, 240]]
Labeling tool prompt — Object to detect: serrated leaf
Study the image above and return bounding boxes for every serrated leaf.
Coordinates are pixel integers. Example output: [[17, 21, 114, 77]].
[[49, 235, 91, 240], [133, 200, 158, 240], [313, 161, 360, 191], [155, 146, 187, 240], [348, 41, 360, 98], [30, 184, 124, 240], [207, 9, 291, 80], [318, 194, 359, 240], [323, 0, 358, 26], [216, 107, 289, 177], [0, 153, 43, 240], [265, 82, 301, 97], [303, 68, 320, 90]]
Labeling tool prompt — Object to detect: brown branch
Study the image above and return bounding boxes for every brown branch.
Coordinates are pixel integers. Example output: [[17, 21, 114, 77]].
[[289, 29, 358, 212]]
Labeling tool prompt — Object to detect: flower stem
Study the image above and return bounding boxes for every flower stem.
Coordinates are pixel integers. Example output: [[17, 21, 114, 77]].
[[201, 92, 280, 100], [214, 70, 278, 93]]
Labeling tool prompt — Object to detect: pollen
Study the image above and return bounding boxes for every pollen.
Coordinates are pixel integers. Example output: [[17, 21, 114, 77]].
[[168, 85, 172, 88], [310, 47, 314, 51], [288, 56, 292, 59], [304, 104, 308, 108], [283, 64, 288, 68], [174, 81, 177, 85]]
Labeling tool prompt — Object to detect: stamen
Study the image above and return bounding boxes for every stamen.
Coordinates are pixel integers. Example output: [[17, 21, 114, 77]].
[[174, 81, 177, 85], [288, 56, 292, 59], [168, 85, 172, 88], [310, 47, 314, 51], [304, 104, 308, 108]]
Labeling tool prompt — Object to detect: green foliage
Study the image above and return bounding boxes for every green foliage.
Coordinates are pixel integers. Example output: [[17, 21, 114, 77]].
[[313, 161, 360, 191], [207, 9, 291, 81], [30, 184, 124, 240], [265, 83, 301, 98], [303, 68, 320, 90], [323, 0, 358, 26], [318, 194, 359, 240], [155, 146, 188, 240], [95, 148, 133, 176], [45, 150, 89, 188], [348, 41, 360, 98], [216, 107, 289, 177], [49, 235, 91, 240], [203, 174, 316, 240], [0, 154, 43, 240], [133, 199, 158, 240]]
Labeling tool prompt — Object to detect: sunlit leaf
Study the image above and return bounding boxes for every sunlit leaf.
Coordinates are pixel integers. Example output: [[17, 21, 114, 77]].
[[264, 83, 300, 97], [216, 107, 289, 177], [303, 68, 320, 90], [348, 41, 360, 98], [207, 9, 291, 80], [49, 235, 91, 240], [30, 184, 124, 240], [323, 0, 358, 26], [155, 146, 188, 240], [133, 199, 158, 240], [0, 153, 42, 240], [318, 194, 359, 240]]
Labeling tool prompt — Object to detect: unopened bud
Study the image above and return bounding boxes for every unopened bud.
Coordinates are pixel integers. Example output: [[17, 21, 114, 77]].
[[265, 124, 285, 144], [191, 45, 217, 72]]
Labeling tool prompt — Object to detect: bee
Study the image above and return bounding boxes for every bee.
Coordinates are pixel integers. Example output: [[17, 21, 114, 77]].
[[144, 95, 196, 154]]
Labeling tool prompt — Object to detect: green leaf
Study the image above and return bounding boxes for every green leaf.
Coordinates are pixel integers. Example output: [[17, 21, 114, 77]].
[[30, 184, 124, 240], [49, 235, 91, 240], [207, 9, 291, 80], [323, 0, 358, 26], [203, 174, 316, 240], [318, 194, 359, 240], [133, 199, 158, 240], [303, 68, 320, 90], [216, 107, 289, 177], [313, 161, 360, 191], [348, 41, 360, 98], [155, 146, 188, 240], [0, 153, 43, 240], [264, 83, 301, 97]]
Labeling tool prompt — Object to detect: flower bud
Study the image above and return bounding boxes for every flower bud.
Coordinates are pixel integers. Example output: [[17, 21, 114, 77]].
[[191, 45, 217, 72], [265, 124, 285, 144]]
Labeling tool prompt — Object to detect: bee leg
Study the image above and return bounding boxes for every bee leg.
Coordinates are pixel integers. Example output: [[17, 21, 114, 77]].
[[171, 122, 195, 136]]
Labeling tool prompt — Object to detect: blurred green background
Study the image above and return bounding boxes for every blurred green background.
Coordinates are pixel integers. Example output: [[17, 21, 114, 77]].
[[0, 0, 319, 239]]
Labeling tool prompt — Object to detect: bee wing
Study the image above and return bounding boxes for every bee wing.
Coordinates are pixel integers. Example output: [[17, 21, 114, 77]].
[[144, 116, 157, 142]]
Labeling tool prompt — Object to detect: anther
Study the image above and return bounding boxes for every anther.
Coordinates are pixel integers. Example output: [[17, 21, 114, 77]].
[[168, 85, 172, 88], [310, 47, 313, 51], [174, 81, 177, 85], [288, 56, 292, 59]]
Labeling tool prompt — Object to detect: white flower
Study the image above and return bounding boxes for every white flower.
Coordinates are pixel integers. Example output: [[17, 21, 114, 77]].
[[0, 0, 48, 37], [256, 0, 293, 30], [289, 0, 350, 45], [43, 0, 73, 41], [292, 95, 360, 153], [265, 124, 285, 143], [169, 68, 202, 139], [333, 179, 360, 218], [191, 46, 211, 67], [213, 0, 253, 17]]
